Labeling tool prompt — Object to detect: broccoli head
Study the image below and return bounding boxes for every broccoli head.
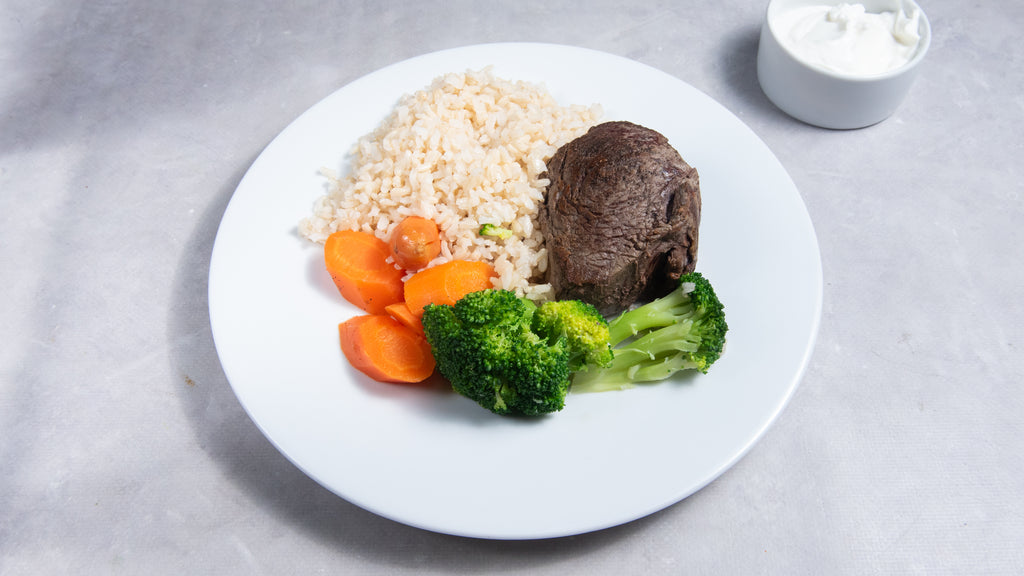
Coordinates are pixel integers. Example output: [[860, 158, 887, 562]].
[[421, 289, 611, 416], [532, 299, 614, 370], [571, 272, 728, 393]]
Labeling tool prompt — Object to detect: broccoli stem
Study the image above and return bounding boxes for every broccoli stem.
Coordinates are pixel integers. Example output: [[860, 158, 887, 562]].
[[607, 282, 696, 345], [572, 320, 704, 392], [627, 352, 703, 381]]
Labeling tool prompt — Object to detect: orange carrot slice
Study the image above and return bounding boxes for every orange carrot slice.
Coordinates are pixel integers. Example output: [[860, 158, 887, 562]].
[[338, 314, 435, 383], [389, 216, 441, 271], [385, 302, 424, 337], [403, 259, 496, 317], [324, 230, 405, 315]]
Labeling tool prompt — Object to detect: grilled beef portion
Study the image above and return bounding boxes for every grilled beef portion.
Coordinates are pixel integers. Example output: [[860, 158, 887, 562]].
[[539, 121, 700, 316]]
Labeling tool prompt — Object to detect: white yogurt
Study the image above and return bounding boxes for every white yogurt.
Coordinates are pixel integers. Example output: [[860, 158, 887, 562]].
[[772, 3, 922, 76]]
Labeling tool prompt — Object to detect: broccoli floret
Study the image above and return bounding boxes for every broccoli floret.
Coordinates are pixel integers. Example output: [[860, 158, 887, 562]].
[[571, 272, 728, 393], [478, 223, 514, 239], [421, 274, 727, 411], [533, 299, 614, 370], [421, 289, 611, 416]]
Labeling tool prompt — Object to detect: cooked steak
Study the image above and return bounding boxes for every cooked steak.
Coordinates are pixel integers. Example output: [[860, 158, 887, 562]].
[[539, 121, 700, 316]]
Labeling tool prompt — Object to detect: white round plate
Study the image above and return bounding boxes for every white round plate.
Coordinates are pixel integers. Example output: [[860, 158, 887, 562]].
[[208, 42, 822, 540]]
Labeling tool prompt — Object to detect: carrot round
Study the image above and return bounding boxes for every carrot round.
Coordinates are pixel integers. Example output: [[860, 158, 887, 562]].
[[338, 314, 435, 383], [385, 302, 424, 337], [324, 230, 405, 315], [389, 216, 441, 271], [404, 259, 497, 317]]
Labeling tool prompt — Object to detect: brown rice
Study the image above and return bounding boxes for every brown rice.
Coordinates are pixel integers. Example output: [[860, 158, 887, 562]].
[[298, 68, 602, 300]]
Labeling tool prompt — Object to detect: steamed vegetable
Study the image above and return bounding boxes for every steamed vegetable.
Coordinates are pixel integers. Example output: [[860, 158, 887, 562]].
[[532, 299, 614, 370], [390, 216, 441, 270], [403, 259, 496, 317], [384, 302, 424, 336], [478, 223, 513, 239], [339, 314, 435, 383], [420, 289, 611, 416], [324, 230, 405, 315], [571, 272, 728, 393]]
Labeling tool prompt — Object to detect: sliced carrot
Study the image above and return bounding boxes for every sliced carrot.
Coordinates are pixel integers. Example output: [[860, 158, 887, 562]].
[[338, 314, 435, 383], [324, 230, 405, 315], [385, 302, 424, 337], [389, 216, 441, 271], [403, 259, 497, 317]]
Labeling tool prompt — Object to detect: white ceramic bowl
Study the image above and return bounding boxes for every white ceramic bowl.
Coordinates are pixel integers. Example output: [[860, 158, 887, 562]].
[[757, 0, 931, 129]]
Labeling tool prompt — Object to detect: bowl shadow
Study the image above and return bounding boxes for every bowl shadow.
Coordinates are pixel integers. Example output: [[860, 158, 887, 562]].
[[717, 24, 796, 125]]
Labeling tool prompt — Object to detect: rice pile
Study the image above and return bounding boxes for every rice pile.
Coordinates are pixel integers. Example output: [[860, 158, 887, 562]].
[[298, 68, 602, 301]]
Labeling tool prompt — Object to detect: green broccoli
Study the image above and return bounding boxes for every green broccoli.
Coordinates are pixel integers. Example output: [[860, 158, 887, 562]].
[[532, 299, 614, 370], [421, 289, 611, 416], [571, 272, 728, 393], [478, 223, 514, 240]]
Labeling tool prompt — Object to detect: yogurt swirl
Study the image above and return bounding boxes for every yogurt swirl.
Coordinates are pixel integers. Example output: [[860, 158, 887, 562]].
[[772, 2, 922, 76]]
